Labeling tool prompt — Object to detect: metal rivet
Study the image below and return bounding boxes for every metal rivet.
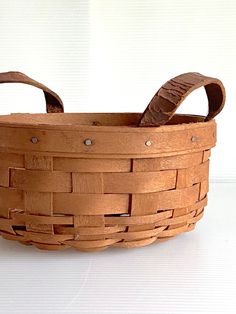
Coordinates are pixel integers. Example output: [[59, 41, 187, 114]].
[[145, 140, 152, 147], [84, 138, 93, 146], [31, 137, 39, 144], [191, 136, 198, 142]]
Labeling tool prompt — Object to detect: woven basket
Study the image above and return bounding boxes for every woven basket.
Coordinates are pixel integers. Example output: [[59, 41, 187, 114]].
[[0, 71, 225, 252]]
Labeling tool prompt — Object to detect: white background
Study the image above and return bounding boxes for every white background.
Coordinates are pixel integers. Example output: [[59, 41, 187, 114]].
[[0, 1, 236, 313]]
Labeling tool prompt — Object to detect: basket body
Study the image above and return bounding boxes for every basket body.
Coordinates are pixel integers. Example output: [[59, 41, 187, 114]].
[[0, 113, 216, 251]]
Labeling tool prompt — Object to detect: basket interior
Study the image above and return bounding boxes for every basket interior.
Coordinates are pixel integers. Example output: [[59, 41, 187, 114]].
[[0, 113, 205, 127]]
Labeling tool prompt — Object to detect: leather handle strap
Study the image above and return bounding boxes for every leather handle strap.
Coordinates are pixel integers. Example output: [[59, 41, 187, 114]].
[[0, 71, 64, 113], [138, 72, 226, 127]]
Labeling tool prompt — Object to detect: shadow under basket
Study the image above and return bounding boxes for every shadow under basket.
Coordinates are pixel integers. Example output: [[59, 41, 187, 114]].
[[0, 71, 225, 252]]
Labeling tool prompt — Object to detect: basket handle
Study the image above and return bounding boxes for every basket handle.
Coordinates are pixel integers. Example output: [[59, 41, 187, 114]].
[[138, 72, 226, 127], [0, 71, 64, 113]]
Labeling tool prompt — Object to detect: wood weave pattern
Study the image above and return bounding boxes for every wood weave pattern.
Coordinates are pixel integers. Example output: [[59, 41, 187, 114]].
[[0, 148, 210, 252]]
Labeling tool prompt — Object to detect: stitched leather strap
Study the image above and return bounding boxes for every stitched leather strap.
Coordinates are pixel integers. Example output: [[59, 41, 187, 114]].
[[0, 71, 64, 113], [138, 72, 226, 127]]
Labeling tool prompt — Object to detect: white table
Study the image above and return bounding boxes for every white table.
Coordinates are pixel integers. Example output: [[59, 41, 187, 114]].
[[0, 183, 235, 314]]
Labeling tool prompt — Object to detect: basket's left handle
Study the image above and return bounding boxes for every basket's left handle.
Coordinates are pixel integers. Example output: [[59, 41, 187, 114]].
[[0, 71, 64, 113], [138, 72, 226, 127]]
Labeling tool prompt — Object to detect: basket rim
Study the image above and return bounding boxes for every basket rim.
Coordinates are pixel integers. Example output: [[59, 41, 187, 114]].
[[0, 112, 215, 132]]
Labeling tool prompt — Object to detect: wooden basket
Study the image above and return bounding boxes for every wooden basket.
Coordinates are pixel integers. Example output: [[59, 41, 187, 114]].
[[0, 72, 225, 252]]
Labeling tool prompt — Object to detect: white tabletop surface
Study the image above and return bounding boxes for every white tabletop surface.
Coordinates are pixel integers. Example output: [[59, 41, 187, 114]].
[[0, 182, 235, 314]]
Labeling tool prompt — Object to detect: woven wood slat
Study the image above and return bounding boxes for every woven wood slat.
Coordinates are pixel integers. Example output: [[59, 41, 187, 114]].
[[176, 160, 209, 188], [113, 237, 159, 249], [199, 180, 209, 200], [54, 193, 130, 215], [34, 243, 69, 251], [11, 212, 73, 225], [133, 151, 203, 171], [157, 224, 196, 238], [24, 155, 54, 234], [54, 158, 132, 172], [54, 225, 126, 236], [132, 184, 200, 215], [203, 149, 211, 162], [15, 230, 74, 245], [65, 238, 121, 250], [0, 187, 24, 216], [0, 218, 15, 234], [10, 169, 72, 192], [0, 168, 9, 187], [72, 170, 177, 194], [0, 152, 24, 168]]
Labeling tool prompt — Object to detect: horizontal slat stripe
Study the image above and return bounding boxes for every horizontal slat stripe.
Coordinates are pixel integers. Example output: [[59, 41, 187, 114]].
[[132, 184, 200, 215], [72, 170, 177, 194], [54, 157, 131, 172], [133, 152, 203, 171], [53, 193, 129, 215], [10, 169, 72, 192]]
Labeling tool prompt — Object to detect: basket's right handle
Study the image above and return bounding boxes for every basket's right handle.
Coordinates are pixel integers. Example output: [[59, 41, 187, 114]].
[[0, 71, 64, 113], [138, 72, 226, 127]]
